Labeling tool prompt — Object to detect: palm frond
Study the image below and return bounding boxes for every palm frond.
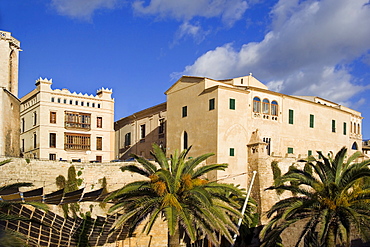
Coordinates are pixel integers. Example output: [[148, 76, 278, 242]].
[[129, 154, 157, 174], [151, 143, 169, 170], [0, 159, 12, 166], [192, 163, 228, 179], [120, 164, 151, 177]]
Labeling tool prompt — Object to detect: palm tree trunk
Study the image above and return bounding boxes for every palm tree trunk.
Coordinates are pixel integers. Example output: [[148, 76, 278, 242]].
[[168, 226, 180, 247], [325, 224, 336, 247]]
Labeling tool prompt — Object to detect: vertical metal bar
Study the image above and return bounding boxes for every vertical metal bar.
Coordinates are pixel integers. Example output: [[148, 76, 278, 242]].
[[231, 170, 257, 247]]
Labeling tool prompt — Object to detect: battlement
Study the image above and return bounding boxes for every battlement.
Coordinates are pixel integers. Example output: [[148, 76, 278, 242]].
[[35, 77, 113, 100], [97, 87, 113, 94], [0, 30, 21, 49]]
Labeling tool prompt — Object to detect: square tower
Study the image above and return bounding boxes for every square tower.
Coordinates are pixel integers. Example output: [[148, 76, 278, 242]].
[[0, 30, 21, 157]]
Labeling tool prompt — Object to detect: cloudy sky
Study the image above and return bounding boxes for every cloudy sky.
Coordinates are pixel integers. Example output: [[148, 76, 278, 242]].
[[1, 0, 370, 138]]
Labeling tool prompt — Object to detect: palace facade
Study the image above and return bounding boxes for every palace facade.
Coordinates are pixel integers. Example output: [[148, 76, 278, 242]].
[[20, 78, 115, 162]]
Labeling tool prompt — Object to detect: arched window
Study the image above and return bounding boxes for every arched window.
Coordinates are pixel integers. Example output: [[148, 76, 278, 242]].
[[9, 50, 17, 93], [253, 97, 261, 113], [271, 101, 278, 116], [262, 99, 270, 114], [352, 142, 358, 150], [358, 123, 360, 134], [353, 123, 356, 134], [183, 131, 188, 150]]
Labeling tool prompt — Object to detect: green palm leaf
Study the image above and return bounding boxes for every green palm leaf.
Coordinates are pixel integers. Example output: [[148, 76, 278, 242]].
[[261, 147, 370, 247], [108, 145, 248, 246]]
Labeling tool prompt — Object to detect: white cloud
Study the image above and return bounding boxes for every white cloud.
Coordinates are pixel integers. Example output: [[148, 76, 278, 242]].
[[183, 0, 370, 103], [51, 0, 119, 20], [132, 0, 248, 25], [175, 21, 205, 43]]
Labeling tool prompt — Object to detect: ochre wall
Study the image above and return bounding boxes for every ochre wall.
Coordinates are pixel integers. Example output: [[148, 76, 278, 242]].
[[0, 158, 169, 247]]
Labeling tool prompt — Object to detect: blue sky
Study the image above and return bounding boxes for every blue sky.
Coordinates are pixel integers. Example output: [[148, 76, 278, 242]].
[[1, 0, 370, 139]]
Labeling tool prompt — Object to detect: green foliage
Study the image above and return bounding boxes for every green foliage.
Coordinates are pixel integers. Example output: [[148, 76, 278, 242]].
[[0, 229, 30, 247], [288, 164, 299, 196], [76, 178, 83, 187], [261, 147, 370, 247], [25, 158, 30, 164], [74, 212, 92, 247], [0, 159, 12, 167], [56, 175, 66, 189], [271, 161, 283, 195], [56, 175, 69, 216], [55, 165, 83, 218], [77, 170, 82, 177], [107, 144, 245, 246], [98, 177, 108, 209], [304, 162, 313, 175]]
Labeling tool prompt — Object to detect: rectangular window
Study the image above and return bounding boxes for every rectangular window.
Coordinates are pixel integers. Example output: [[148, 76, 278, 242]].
[[21, 139, 24, 152], [33, 133, 37, 149], [57, 98, 61, 103], [288, 109, 294, 124], [229, 98, 235, 110], [343, 122, 347, 135], [209, 98, 215, 110], [140, 124, 146, 139], [65, 111, 91, 130], [229, 148, 235, 156], [21, 118, 25, 132], [96, 156, 102, 162], [33, 112, 37, 126], [63, 99, 67, 104], [124, 132, 131, 146], [96, 137, 102, 150], [97, 117, 102, 128], [309, 114, 314, 128], [159, 119, 165, 138], [69, 100, 73, 104], [308, 150, 312, 156], [332, 120, 336, 133], [287, 147, 294, 154], [49, 154, 56, 160], [97, 104, 101, 108], [50, 112, 56, 124], [49, 133, 56, 148], [182, 106, 187, 117], [64, 133, 90, 150]]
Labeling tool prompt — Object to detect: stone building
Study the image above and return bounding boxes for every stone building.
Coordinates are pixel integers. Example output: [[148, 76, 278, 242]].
[[115, 102, 166, 160], [115, 75, 363, 175], [20, 78, 115, 162], [363, 139, 370, 156], [165, 74, 363, 188], [0, 30, 21, 157]]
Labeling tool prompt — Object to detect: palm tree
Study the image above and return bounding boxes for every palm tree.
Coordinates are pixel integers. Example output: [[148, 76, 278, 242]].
[[106, 144, 244, 246], [260, 147, 370, 247]]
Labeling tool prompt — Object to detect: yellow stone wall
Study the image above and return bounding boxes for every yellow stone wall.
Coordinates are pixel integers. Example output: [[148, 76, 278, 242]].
[[0, 30, 21, 157]]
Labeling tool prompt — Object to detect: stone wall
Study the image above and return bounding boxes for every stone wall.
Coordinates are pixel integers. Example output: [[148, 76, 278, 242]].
[[0, 158, 169, 247]]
